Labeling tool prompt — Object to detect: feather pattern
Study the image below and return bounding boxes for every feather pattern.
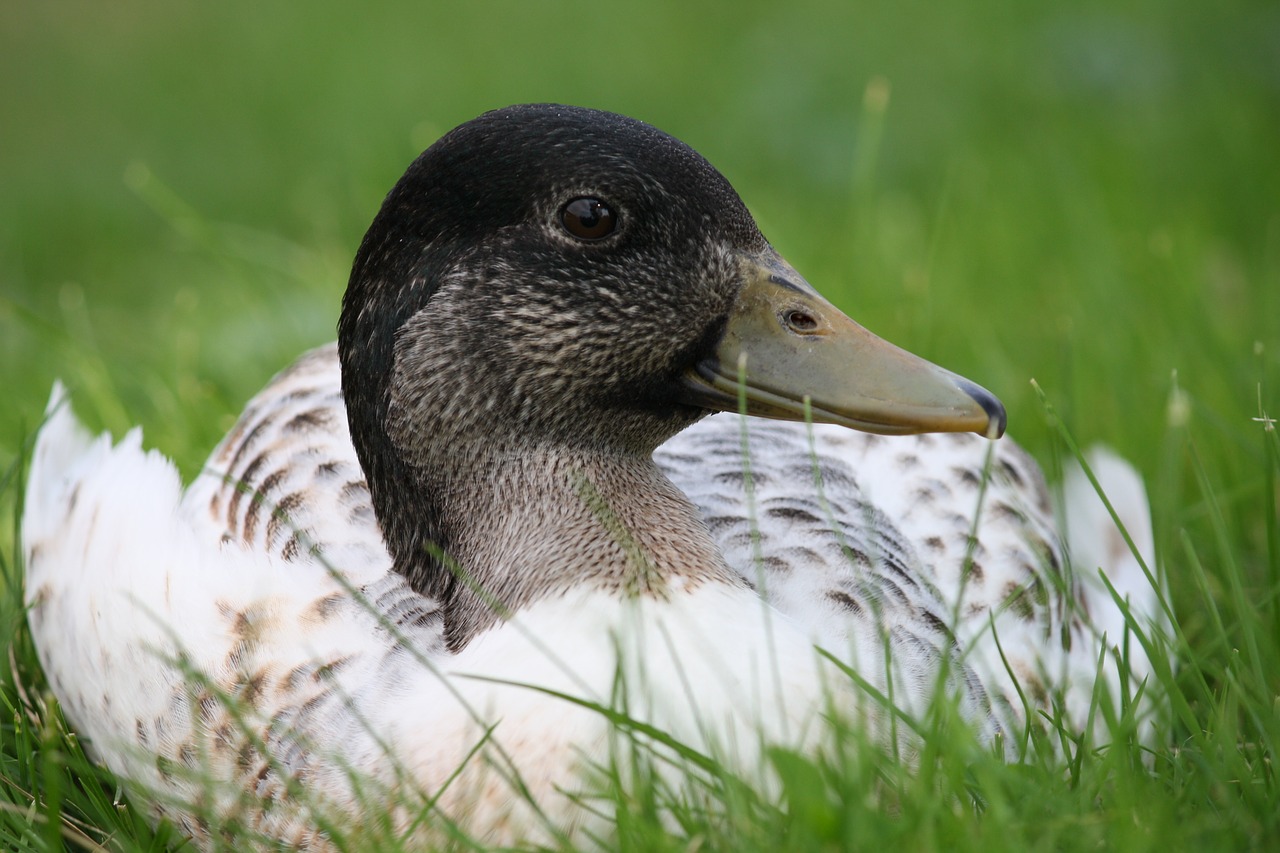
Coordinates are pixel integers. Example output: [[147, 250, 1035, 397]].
[[26, 347, 1162, 842], [21, 104, 1166, 848], [27, 375, 848, 846]]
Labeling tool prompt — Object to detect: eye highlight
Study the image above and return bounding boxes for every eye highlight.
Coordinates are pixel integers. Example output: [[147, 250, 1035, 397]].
[[561, 197, 617, 241]]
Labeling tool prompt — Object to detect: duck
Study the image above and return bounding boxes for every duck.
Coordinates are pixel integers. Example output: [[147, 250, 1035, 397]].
[[22, 103, 1165, 849]]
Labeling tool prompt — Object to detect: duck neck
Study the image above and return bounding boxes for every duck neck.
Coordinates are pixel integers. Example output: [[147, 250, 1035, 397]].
[[390, 445, 742, 651]]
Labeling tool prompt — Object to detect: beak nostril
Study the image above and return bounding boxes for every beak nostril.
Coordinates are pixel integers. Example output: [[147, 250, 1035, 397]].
[[784, 310, 819, 333]]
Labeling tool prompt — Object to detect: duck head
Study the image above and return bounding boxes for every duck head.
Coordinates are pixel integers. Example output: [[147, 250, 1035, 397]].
[[338, 104, 1004, 620]]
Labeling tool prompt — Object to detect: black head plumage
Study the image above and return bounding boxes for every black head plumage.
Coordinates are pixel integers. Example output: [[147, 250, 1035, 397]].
[[337, 104, 771, 622]]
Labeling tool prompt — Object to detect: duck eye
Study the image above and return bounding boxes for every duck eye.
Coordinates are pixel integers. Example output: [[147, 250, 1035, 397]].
[[561, 197, 617, 241]]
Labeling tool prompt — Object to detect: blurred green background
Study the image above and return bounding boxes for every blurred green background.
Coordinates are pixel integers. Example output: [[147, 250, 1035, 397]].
[[2, 0, 1277, 512]]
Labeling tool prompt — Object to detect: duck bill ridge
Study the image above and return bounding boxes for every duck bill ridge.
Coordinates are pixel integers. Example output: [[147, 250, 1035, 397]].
[[679, 254, 1007, 439]]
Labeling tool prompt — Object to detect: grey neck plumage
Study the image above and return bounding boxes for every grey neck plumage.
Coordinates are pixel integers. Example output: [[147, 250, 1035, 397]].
[[388, 440, 743, 651]]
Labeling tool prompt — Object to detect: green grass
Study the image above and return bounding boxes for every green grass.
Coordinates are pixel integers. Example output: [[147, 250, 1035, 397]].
[[1, 0, 1278, 849]]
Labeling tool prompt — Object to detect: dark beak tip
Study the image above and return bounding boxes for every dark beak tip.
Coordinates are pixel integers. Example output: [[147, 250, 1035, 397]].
[[957, 379, 1007, 439]]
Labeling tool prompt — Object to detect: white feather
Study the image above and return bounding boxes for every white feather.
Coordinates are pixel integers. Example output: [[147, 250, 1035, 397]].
[[23, 352, 1168, 846]]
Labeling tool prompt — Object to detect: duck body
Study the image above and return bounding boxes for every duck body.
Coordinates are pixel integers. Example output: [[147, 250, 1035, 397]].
[[23, 105, 1163, 848], [24, 358, 861, 846]]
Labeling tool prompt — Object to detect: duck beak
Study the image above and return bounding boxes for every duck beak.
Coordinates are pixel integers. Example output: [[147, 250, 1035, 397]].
[[679, 253, 1006, 439]]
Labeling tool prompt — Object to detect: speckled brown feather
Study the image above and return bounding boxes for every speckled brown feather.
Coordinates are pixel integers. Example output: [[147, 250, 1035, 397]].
[[186, 344, 1154, 749], [23, 104, 1166, 850]]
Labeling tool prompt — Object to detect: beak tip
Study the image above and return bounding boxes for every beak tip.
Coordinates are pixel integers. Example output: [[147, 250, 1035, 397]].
[[957, 378, 1007, 440]]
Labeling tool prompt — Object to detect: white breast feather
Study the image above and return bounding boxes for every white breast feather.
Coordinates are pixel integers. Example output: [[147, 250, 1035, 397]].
[[22, 345, 1166, 846]]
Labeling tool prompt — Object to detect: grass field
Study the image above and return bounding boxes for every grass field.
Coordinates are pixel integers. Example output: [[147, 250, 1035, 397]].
[[2, 0, 1278, 849]]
